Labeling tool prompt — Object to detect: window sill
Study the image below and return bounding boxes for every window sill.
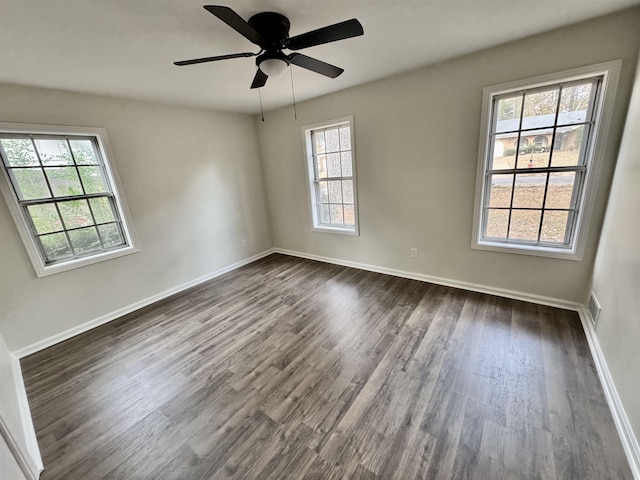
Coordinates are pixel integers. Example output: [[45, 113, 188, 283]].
[[472, 239, 582, 261], [312, 225, 359, 236], [34, 245, 141, 277]]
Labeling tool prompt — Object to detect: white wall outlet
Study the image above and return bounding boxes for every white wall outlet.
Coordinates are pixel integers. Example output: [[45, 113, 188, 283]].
[[410, 247, 418, 258], [240, 239, 247, 248]]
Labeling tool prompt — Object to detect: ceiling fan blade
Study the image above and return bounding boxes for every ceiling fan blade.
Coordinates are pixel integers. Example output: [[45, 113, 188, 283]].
[[288, 53, 344, 78], [174, 52, 257, 66], [204, 5, 265, 46], [250, 69, 268, 89], [286, 19, 363, 50]]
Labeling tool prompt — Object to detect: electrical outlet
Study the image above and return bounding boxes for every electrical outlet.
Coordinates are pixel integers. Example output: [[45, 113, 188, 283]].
[[410, 247, 418, 258], [240, 239, 247, 248]]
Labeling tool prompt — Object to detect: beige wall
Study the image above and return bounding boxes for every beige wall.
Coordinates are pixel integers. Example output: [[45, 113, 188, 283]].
[[591, 50, 640, 453], [257, 8, 640, 303], [0, 84, 272, 351]]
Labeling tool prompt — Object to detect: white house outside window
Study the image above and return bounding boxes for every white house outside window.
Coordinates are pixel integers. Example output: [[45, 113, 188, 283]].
[[472, 61, 620, 259], [0, 123, 139, 276]]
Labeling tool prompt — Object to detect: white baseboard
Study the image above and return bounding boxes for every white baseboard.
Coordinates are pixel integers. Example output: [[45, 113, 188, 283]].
[[13, 249, 275, 359], [7, 355, 43, 479], [274, 248, 582, 311], [577, 308, 640, 479]]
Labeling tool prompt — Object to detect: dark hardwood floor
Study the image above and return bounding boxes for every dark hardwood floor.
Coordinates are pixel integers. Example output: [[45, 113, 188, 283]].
[[21, 254, 631, 479]]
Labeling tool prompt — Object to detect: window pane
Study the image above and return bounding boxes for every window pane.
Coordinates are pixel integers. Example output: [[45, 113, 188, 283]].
[[89, 196, 116, 224], [35, 139, 73, 165], [516, 129, 552, 168], [491, 133, 517, 170], [58, 199, 94, 229], [10, 168, 51, 200], [325, 128, 340, 153], [522, 88, 559, 130], [327, 153, 341, 177], [487, 174, 513, 208], [495, 95, 523, 133], [69, 139, 100, 165], [512, 173, 546, 209], [485, 209, 509, 239], [68, 227, 101, 254], [339, 126, 351, 151], [508, 210, 542, 241], [540, 211, 569, 243], [550, 125, 585, 167], [27, 203, 63, 234], [320, 204, 330, 224], [1, 138, 39, 166], [314, 132, 326, 154], [341, 152, 352, 177], [98, 223, 124, 248], [545, 172, 576, 209], [329, 204, 344, 224], [39, 232, 72, 261], [78, 166, 108, 194], [45, 167, 83, 197], [316, 155, 327, 178], [342, 180, 354, 204], [344, 205, 355, 225], [317, 181, 329, 204], [328, 181, 342, 203], [558, 83, 592, 125]]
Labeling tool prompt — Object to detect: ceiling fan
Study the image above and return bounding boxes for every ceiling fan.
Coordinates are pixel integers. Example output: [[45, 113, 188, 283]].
[[174, 6, 364, 89]]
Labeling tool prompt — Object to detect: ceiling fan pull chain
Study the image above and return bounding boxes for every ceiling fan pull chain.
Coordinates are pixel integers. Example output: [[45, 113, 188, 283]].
[[290, 66, 297, 121], [258, 84, 265, 122]]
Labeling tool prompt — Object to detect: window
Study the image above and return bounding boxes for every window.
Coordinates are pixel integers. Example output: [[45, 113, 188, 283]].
[[472, 61, 621, 259], [0, 123, 139, 276], [303, 116, 359, 234]]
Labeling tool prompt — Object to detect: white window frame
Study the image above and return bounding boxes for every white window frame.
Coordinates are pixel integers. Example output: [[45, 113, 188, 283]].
[[472, 61, 621, 260], [302, 115, 359, 235], [0, 123, 140, 277]]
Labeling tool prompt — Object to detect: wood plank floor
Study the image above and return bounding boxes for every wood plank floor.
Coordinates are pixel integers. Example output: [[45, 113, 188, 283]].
[[21, 254, 631, 479]]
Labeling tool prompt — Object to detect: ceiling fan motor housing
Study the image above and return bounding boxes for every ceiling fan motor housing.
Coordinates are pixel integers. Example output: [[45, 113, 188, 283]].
[[248, 12, 291, 50], [249, 12, 292, 74]]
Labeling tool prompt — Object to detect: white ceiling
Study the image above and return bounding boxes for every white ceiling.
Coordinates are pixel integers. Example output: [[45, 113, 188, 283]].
[[1, 0, 639, 114]]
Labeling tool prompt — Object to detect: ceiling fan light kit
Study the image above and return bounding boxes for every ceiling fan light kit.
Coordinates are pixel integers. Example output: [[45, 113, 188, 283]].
[[256, 51, 290, 77], [174, 5, 364, 89]]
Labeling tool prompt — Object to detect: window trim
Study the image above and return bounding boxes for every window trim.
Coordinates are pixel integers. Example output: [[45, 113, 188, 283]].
[[302, 115, 360, 235], [471, 60, 621, 260], [0, 123, 140, 277]]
